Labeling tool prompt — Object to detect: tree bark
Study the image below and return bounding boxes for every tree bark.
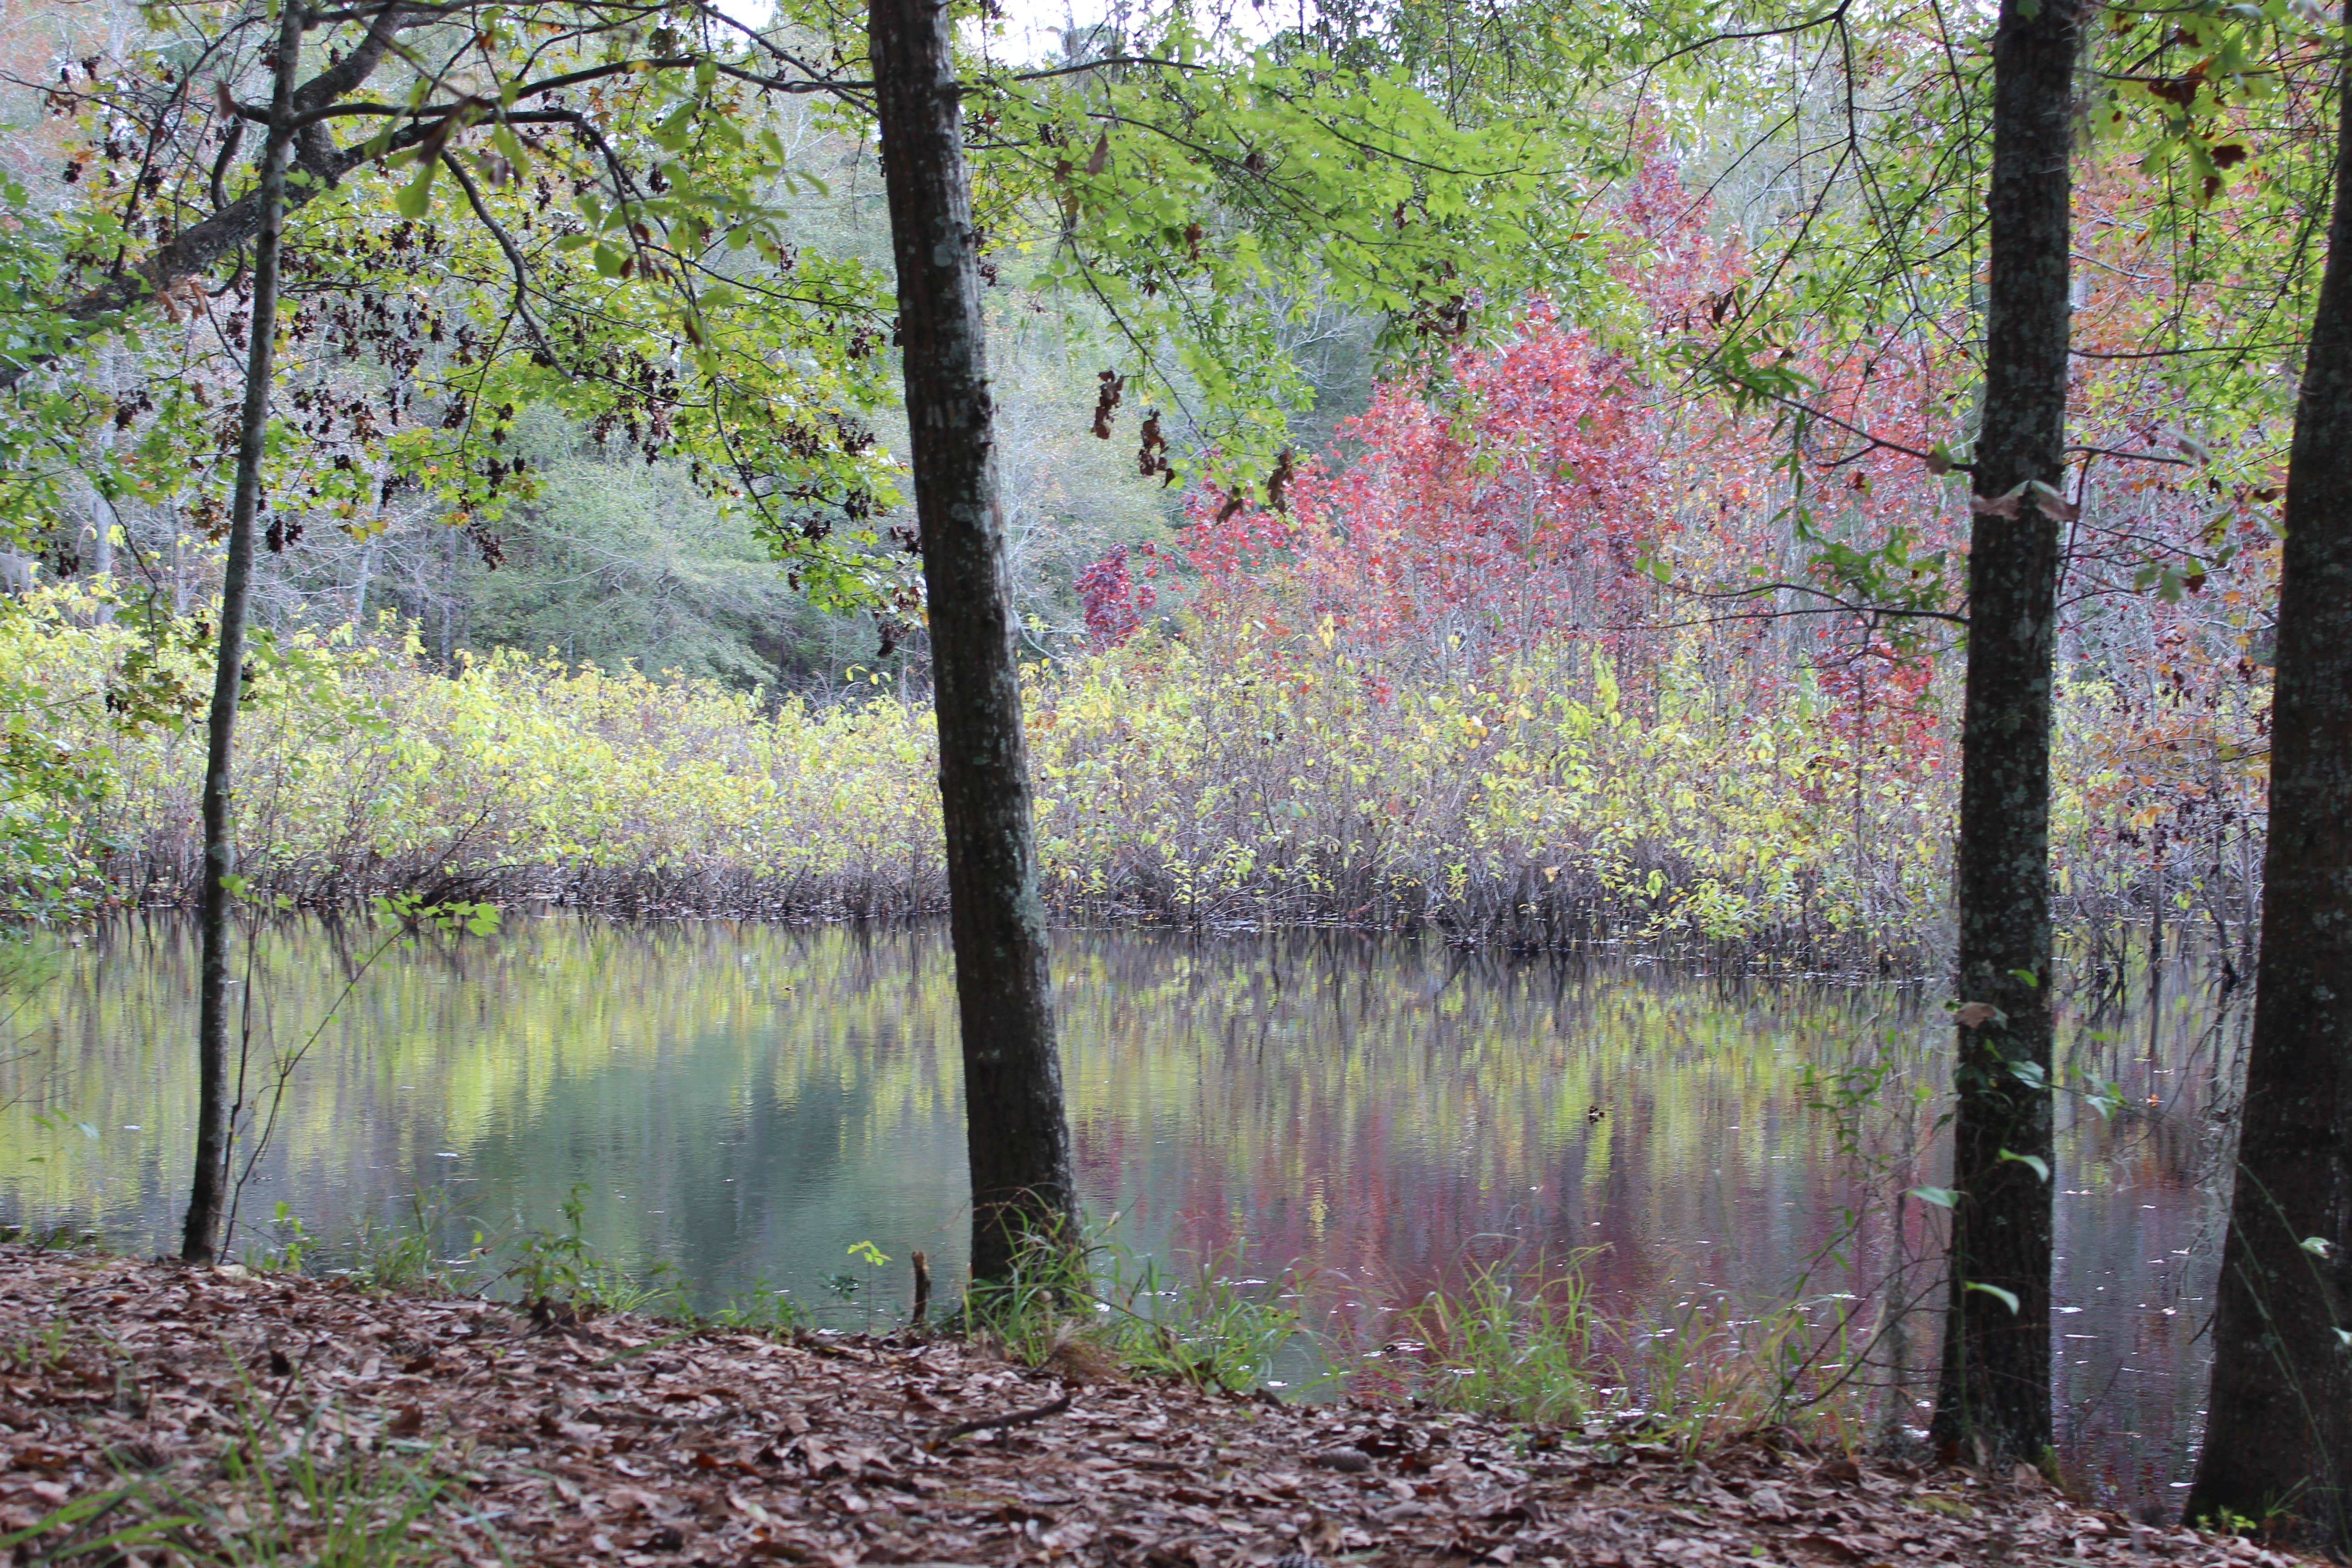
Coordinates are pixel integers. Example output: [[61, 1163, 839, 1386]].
[[1929, 0, 2079, 1464], [180, 1, 303, 1266], [867, 0, 1078, 1286], [2184, 56, 2352, 1553]]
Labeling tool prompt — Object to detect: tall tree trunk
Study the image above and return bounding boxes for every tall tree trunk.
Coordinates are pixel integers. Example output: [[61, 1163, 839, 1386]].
[[868, 0, 1078, 1286], [181, 3, 302, 1266], [2184, 57, 2352, 1553], [1928, 0, 2079, 1463]]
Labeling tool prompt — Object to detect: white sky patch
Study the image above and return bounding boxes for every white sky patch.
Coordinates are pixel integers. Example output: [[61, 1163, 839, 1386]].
[[710, 0, 1292, 68]]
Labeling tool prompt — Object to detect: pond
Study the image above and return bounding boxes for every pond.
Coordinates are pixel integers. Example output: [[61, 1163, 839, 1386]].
[[1, 914, 2237, 1517]]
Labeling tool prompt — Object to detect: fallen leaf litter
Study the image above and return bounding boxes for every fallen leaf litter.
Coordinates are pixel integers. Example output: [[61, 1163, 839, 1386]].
[[0, 1245, 2310, 1567]]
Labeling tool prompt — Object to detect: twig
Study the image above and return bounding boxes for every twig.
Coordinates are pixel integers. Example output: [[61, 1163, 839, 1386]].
[[928, 1389, 1073, 1447], [589, 1327, 704, 1369]]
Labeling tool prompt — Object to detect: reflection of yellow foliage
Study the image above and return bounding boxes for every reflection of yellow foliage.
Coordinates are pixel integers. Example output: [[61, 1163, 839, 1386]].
[[5, 919, 1898, 1275], [1, 918, 2221, 1330]]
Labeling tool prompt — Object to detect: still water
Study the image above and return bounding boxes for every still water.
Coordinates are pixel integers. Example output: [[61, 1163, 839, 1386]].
[[3, 915, 2236, 1513]]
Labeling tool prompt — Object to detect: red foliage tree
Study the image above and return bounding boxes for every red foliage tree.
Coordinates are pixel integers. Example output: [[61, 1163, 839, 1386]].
[[1075, 544, 1157, 650]]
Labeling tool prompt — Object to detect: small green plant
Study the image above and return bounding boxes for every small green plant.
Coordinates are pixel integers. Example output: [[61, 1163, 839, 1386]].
[[1, 1312, 72, 1375], [1605, 1293, 1870, 1455], [246, 1202, 318, 1274], [375, 890, 502, 941], [830, 1240, 893, 1328], [345, 1187, 480, 1293], [2192, 1494, 2302, 1542], [0, 1220, 101, 1250], [710, 1273, 810, 1332], [603, 1258, 695, 1317], [959, 1220, 1096, 1361], [1377, 1262, 1594, 1424], [958, 1223, 1304, 1392], [186, 1398, 480, 1567], [505, 1182, 600, 1304], [1096, 1250, 1304, 1391], [501, 1183, 691, 1315], [0, 1484, 192, 1565], [0, 1394, 489, 1567]]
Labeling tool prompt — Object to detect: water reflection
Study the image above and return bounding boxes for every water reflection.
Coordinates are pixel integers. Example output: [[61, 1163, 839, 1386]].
[[0, 915, 2239, 1515]]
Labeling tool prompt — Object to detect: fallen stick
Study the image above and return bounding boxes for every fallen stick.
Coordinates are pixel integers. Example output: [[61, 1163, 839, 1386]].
[[928, 1389, 1073, 1447], [589, 1327, 706, 1370]]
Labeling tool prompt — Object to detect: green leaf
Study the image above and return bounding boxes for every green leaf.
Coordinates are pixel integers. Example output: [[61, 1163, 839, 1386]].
[[651, 103, 697, 152], [1964, 1281, 2022, 1314], [1908, 1186, 1960, 1209], [491, 124, 531, 175], [1999, 1149, 2050, 1182], [393, 163, 436, 219]]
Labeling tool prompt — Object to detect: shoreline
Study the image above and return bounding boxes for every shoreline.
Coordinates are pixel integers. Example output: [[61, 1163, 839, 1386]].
[[0, 1245, 2300, 1568]]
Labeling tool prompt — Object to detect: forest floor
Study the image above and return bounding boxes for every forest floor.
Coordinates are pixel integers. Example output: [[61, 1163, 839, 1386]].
[[0, 1244, 2314, 1568]]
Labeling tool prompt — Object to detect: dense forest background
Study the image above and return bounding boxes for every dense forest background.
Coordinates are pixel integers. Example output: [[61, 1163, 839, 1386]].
[[0, 0, 2310, 951]]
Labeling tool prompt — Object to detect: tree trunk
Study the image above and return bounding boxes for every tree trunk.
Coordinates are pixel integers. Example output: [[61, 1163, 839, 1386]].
[[867, 0, 1078, 1287], [181, 3, 302, 1266], [2184, 57, 2352, 1553], [1928, 0, 2079, 1463]]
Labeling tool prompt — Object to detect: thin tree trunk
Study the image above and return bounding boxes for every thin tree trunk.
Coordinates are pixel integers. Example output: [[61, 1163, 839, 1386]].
[[867, 0, 1077, 1286], [1929, 0, 2079, 1463], [181, 3, 302, 1266], [352, 536, 376, 628], [83, 404, 117, 620], [2185, 55, 2352, 1553]]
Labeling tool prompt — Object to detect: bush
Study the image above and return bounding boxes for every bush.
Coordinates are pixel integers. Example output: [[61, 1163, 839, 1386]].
[[0, 589, 2259, 955]]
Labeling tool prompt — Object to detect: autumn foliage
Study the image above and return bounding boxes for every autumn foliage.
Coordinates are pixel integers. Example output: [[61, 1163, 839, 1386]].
[[1067, 144, 2278, 952]]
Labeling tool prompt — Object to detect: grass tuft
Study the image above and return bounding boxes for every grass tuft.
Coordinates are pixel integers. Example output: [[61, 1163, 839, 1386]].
[[957, 1225, 1305, 1393], [1366, 1261, 1595, 1424], [0, 1395, 500, 1568]]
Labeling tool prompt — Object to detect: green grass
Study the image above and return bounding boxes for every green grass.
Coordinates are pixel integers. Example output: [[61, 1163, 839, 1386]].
[[1330, 1258, 1882, 1457], [953, 1224, 1307, 1392], [194, 1403, 470, 1568], [230, 1189, 1882, 1460], [0, 1392, 499, 1568], [1371, 1261, 1597, 1425]]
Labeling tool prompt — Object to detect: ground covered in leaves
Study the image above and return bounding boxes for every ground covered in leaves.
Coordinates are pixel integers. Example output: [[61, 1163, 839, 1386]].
[[0, 1245, 2310, 1567]]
